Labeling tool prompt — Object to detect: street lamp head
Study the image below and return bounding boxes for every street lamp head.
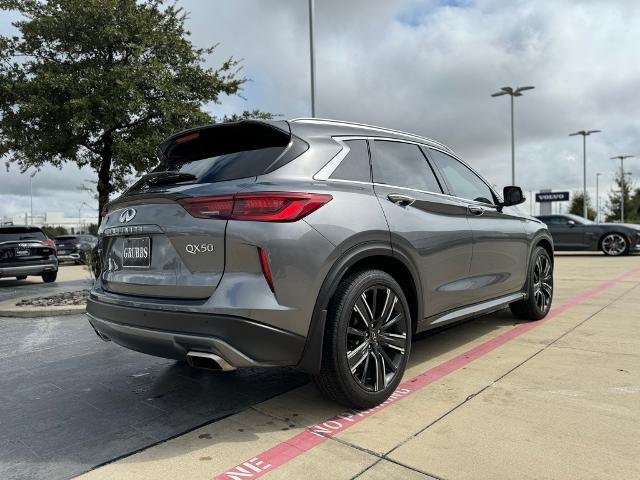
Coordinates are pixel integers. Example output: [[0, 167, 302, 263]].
[[569, 130, 601, 137], [491, 85, 535, 98], [514, 86, 535, 95], [610, 155, 634, 160]]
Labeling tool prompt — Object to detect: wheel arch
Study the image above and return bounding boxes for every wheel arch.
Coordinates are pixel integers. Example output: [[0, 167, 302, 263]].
[[522, 232, 554, 295], [535, 237, 554, 264], [296, 242, 422, 375]]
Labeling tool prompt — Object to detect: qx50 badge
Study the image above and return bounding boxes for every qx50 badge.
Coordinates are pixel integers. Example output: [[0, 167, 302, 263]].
[[119, 208, 137, 223], [185, 243, 215, 255]]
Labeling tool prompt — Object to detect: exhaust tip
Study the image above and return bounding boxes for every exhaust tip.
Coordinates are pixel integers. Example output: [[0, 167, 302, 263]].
[[186, 351, 235, 372]]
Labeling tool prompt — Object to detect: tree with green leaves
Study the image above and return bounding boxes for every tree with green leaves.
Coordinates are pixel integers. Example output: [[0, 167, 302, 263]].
[[605, 170, 640, 223], [0, 0, 263, 224], [567, 191, 596, 221]]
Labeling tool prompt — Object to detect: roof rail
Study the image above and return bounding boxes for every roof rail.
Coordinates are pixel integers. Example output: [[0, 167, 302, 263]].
[[290, 117, 452, 152]]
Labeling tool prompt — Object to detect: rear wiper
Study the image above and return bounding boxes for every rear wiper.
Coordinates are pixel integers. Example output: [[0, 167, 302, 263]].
[[130, 171, 197, 191]]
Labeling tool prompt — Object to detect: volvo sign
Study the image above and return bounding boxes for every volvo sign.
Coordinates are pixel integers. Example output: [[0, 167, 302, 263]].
[[535, 191, 570, 203]]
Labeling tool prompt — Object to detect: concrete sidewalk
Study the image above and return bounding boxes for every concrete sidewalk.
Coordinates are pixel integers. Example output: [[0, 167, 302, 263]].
[[78, 255, 640, 480]]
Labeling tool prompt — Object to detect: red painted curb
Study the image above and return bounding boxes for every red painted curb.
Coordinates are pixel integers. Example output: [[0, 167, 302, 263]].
[[214, 266, 640, 480]]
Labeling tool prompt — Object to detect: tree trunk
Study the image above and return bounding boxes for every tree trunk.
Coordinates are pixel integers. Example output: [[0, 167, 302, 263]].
[[97, 134, 113, 226]]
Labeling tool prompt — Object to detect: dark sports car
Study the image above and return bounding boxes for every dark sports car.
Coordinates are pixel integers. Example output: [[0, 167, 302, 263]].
[[536, 214, 640, 256]]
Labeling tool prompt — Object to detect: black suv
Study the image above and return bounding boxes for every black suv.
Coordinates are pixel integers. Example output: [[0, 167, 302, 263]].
[[55, 235, 98, 264], [0, 226, 58, 282]]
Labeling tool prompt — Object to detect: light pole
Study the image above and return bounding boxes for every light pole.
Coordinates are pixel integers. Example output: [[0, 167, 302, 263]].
[[78, 201, 90, 234], [569, 130, 601, 219], [491, 85, 534, 185], [595, 173, 601, 223], [29, 170, 37, 225], [610, 155, 634, 223], [308, 0, 316, 117]]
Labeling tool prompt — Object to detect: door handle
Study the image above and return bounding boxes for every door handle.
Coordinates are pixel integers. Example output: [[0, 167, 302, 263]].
[[468, 205, 485, 216], [387, 193, 416, 207]]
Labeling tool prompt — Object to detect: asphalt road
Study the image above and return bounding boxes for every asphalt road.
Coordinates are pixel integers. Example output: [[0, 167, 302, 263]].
[[0, 313, 307, 480]]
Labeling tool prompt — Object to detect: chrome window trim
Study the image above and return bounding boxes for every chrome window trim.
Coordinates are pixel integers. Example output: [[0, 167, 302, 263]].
[[314, 137, 353, 180], [314, 136, 500, 208]]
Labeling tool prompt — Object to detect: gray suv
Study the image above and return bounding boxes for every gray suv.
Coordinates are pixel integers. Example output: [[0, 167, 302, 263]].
[[87, 118, 554, 408]]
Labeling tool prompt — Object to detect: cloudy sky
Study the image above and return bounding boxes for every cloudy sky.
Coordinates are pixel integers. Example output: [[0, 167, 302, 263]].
[[2, 0, 639, 220]]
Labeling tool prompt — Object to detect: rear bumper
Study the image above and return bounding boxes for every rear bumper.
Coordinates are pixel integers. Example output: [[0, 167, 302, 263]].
[[86, 296, 306, 368], [0, 261, 58, 278], [58, 253, 82, 261]]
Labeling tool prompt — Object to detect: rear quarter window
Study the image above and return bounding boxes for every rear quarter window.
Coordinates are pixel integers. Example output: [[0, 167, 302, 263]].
[[329, 140, 371, 182]]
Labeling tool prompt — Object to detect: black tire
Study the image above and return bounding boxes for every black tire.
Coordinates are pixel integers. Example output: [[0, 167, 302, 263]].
[[16, 276, 27, 281], [313, 269, 412, 409], [600, 233, 629, 256], [510, 246, 553, 320], [42, 271, 57, 283]]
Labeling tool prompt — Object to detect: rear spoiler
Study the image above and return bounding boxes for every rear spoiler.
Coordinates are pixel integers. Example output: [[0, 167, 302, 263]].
[[155, 120, 291, 163]]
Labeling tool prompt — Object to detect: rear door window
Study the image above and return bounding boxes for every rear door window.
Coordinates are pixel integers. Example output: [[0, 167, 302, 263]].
[[372, 141, 442, 193], [429, 149, 495, 205], [329, 140, 371, 182]]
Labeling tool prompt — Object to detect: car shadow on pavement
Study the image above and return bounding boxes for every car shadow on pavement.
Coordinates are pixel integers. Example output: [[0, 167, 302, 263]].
[[0, 313, 307, 480]]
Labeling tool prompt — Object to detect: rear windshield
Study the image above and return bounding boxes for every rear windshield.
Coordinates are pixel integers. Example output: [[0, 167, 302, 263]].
[[154, 122, 291, 184], [55, 236, 78, 241], [0, 227, 47, 242]]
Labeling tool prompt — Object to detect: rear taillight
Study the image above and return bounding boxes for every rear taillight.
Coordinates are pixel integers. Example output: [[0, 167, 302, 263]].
[[43, 239, 57, 255], [178, 196, 234, 219], [179, 193, 332, 222]]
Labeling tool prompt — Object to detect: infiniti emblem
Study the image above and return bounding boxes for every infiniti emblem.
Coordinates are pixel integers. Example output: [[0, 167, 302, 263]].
[[119, 208, 137, 223]]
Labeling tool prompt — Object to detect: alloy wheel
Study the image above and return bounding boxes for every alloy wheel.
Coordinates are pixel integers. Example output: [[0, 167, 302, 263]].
[[532, 254, 553, 312], [346, 286, 408, 392], [602, 233, 627, 256]]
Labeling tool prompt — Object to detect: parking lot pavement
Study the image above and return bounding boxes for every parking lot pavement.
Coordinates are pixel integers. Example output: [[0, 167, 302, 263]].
[[77, 254, 640, 480], [0, 265, 92, 303], [0, 314, 307, 480]]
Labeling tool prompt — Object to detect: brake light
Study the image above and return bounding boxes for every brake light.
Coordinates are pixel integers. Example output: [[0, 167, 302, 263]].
[[179, 193, 332, 222], [258, 248, 275, 292], [179, 196, 234, 219], [43, 239, 57, 255]]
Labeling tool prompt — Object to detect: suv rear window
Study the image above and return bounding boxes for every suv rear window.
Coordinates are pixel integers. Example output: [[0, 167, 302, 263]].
[[0, 227, 47, 242], [152, 121, 293, 185]]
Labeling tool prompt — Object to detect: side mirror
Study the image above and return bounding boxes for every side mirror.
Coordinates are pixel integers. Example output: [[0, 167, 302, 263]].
[[567, 220, 576, 227], [502, 186, 525, 207]]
